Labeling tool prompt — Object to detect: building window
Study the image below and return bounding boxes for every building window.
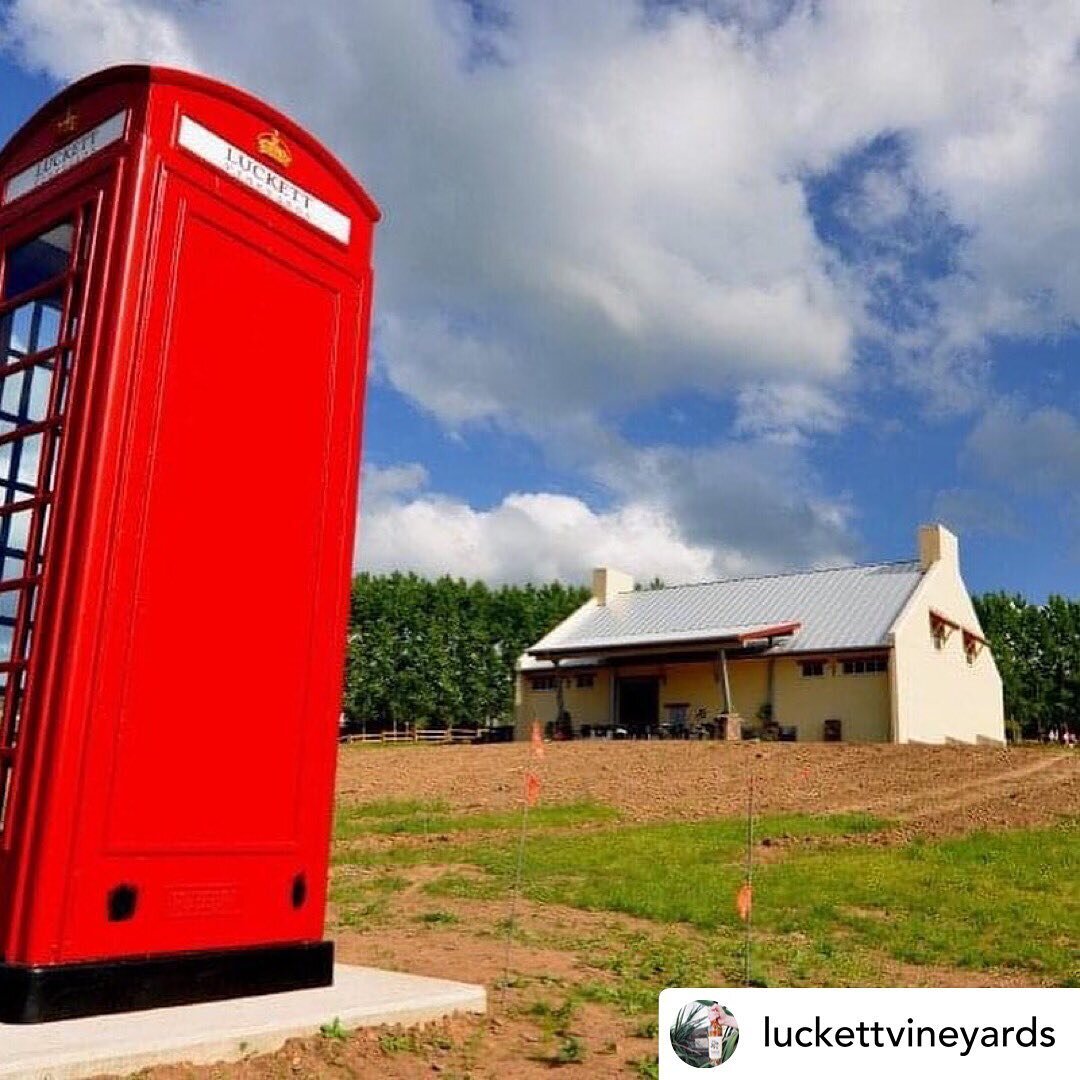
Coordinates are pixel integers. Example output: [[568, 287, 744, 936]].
[[799, 660, 826, 678], [575, 673, 595, 689], [529, 675, 556, 691], [841, 656, 888, 675]]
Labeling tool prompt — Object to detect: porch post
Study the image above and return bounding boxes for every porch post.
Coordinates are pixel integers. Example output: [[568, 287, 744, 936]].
[[720, 648, 733, 714], [554, 659, 566, 735], [609, 665, 618, 729]]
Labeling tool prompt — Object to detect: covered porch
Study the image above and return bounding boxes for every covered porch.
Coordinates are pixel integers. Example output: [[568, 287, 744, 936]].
[[525, 622, 800, 740]]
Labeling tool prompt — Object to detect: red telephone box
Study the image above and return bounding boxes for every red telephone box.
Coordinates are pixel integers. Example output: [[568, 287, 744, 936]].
[[0, 66, 378, 1022]]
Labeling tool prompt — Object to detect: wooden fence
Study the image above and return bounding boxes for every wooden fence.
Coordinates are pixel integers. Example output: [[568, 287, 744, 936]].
[[339, 727, 487, 745]]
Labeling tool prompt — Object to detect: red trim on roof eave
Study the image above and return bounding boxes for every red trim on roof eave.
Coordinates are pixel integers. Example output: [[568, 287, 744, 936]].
[[929, 609, 962, 632], [736, 621, 801, 644]]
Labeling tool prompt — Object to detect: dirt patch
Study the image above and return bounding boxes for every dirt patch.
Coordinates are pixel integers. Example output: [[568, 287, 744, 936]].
[[338, 742, 1080, 837]]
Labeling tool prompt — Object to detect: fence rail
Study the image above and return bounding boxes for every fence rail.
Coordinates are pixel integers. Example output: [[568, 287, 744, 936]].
[[339, 727, 491, 745]]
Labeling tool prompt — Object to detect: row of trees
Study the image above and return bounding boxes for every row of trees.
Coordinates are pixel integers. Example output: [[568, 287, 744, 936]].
[[341, 573, 1079, 739], [972, 593, 1080, 740], [342, 573, 588, 730]]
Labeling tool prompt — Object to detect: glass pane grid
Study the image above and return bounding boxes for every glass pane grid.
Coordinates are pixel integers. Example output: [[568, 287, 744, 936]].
[[0, 210, 86, 838]]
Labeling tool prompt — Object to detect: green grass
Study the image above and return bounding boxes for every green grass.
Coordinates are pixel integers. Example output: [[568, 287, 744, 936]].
[[329, 870, 408, 928], [763, 823, 1078, 980], [461, 812, 886, 925], [336, 799, 618, 840], [332, 807, 1078, 985]]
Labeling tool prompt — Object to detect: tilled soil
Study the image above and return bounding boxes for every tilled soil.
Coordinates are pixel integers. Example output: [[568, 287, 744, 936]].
[[339, 741, 1080, 837]]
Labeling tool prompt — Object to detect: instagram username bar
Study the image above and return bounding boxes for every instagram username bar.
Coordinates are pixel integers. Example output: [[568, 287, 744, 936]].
[[764, 1015, 1055, 1056]]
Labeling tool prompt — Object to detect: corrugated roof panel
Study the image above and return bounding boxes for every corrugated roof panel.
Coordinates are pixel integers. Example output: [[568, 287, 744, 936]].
[[527, 561, 924, 659]]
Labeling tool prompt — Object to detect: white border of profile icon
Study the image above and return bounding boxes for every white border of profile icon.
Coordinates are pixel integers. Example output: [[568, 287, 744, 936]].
[[669, 999, 740, 1068]]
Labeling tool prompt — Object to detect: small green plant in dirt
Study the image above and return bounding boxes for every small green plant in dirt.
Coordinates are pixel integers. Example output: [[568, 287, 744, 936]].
[[378, 1030, 421, 1054], [319, 1018, 347, 1041], [417, 909, 459, 925], [555, 1035, 586, 1064], [632, 1058, 660, 1079], [528, 997, 586, 1065], [424, 871, 503, 901]]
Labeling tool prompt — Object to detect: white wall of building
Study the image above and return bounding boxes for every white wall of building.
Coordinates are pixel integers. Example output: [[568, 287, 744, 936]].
[[889, 525, 1005, 744]]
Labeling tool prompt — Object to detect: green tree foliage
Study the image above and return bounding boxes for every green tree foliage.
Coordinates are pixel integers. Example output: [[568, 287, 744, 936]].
[[343, 573, 590, 730], [974, 592, 1080, 739]]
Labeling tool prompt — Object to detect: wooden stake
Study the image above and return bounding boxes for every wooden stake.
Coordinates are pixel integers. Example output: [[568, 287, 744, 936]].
[[744, 757, 754, 987]]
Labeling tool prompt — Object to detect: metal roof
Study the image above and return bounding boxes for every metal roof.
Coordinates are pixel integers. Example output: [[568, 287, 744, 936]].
[[523, 561, 924, 667]]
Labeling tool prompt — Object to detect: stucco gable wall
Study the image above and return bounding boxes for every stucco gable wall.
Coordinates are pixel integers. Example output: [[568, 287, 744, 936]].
[[889, 561, 1004, 744]]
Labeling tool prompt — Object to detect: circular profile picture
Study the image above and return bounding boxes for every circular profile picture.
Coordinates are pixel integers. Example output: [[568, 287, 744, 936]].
[[669, 999, 739, 1068]]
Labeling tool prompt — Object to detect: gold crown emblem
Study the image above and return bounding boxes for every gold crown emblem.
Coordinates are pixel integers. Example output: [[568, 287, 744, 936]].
[[56, 107, 79, 136], [256, 129, 292, 167]]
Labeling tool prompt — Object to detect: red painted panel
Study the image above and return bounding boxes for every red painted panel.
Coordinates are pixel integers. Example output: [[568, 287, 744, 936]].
[[105, 173, 341, 852]]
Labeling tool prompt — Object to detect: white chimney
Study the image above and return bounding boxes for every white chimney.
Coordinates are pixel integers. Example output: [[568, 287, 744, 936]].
[[919, 523, 959, 571], [592, 567, 634, 606]]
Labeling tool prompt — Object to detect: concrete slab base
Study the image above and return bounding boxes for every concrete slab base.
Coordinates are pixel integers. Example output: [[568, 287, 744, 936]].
[[0, 964, 486, 1079]]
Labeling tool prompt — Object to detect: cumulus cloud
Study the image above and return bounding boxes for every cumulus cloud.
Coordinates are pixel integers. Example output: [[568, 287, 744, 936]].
[[733, 381, 846, 445], [357, 463, 721, 584], [358, 438, 855, 584]]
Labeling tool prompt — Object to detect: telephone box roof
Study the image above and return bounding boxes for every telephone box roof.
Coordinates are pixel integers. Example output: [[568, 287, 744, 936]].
[[0, 65, 381, 223]]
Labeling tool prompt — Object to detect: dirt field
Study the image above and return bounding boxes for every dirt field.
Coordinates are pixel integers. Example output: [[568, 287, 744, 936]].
[[124, 743, 1079, 1080], [338, 741, 1080, 837]]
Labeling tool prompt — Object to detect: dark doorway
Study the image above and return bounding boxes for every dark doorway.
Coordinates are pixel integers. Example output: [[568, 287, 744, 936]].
[[617, 677, 660, 737]]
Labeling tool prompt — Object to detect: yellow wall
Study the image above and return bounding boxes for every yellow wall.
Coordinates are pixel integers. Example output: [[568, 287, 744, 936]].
[[515, 667, 614, 739], [516, 654, 889, 741], [889, 549, 1005, 744], [772, 657, 890, 742]]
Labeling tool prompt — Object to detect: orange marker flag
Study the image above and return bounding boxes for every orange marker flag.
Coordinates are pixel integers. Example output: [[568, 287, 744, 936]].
[[531, 719, 544, 760], [524, 770, 542, 807], [736, 882, 753, 922]]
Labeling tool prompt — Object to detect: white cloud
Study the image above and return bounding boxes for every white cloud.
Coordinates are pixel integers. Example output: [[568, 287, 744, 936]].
[[357, 463, 721, 584], [0, 0, 191, 73], [963, 402, 1080, 496], [734, 381, 845, 445], [595, 439, 855, 571], [6, 1, 1079, 416], [1, 0, 859, 440]]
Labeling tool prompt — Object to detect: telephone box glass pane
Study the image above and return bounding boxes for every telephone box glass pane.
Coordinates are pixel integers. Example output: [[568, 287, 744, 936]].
[[0, 432, 43, 493], [1, 296, 64, 360], [2, 223, 74, 299]]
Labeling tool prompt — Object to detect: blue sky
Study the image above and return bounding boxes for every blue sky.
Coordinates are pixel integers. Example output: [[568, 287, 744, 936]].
[[2, 1, 1077, 599]]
